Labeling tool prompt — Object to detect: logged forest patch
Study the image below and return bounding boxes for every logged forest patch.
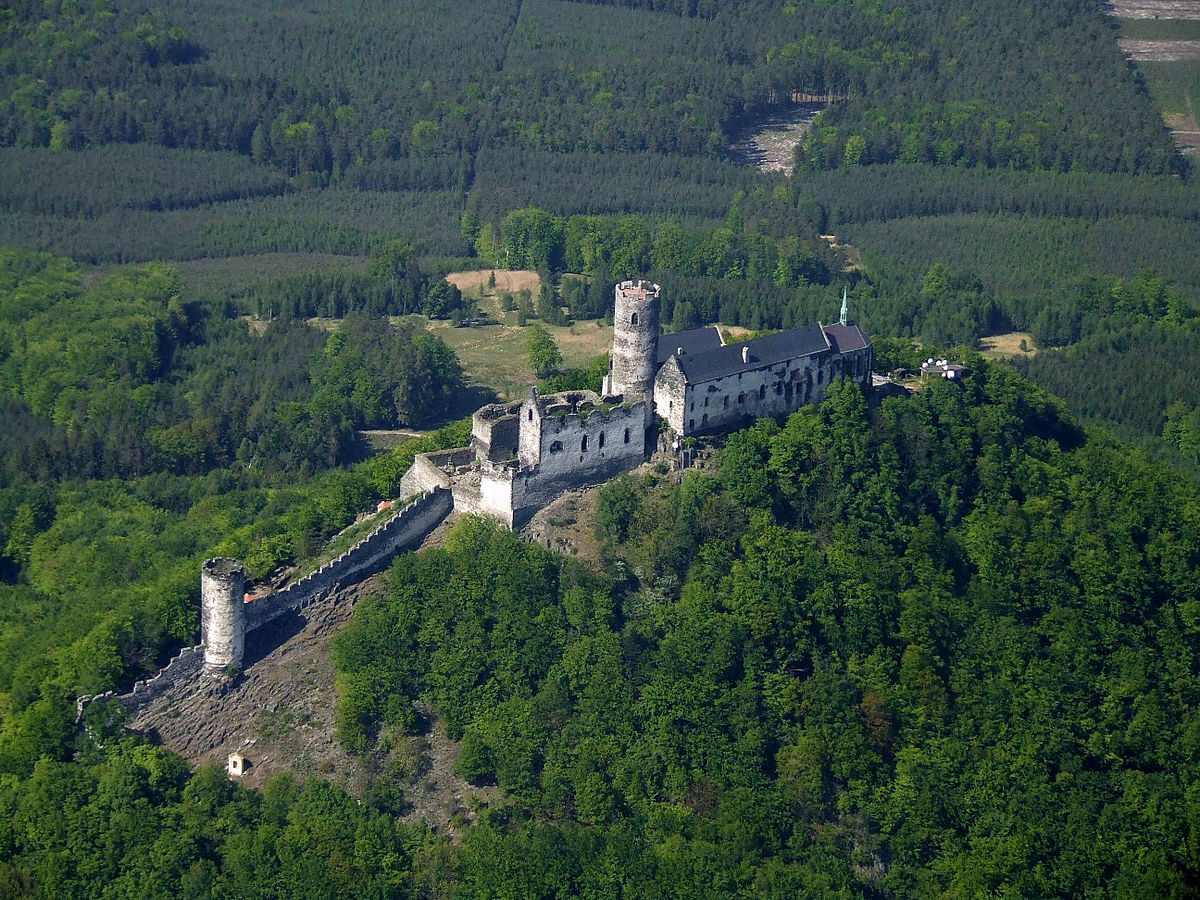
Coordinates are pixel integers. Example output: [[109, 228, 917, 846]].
[[1119, 37, 1200, 59], [1107, 0, 1200, 18], [728, 104, 826, 175], [1113, 6, 1200, 154]]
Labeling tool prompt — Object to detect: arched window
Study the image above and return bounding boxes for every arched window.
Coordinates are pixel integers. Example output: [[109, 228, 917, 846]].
[[631, 312, 639, 325], [737, 393, 744, 404], [623, 428, 630, 444], [528, 408, 533, 420], [599, 432, 605, 448], [758, 384, 766, 399], [581, 435, 588, 452]]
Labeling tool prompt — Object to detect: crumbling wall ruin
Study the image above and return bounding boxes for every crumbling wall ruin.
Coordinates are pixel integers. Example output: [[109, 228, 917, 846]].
[[243, 487, 452, 630], [77, 487, 452, 721]]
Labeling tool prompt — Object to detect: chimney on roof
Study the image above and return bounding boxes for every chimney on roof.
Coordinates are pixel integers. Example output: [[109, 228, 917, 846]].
[[742, 346, 749, 364]]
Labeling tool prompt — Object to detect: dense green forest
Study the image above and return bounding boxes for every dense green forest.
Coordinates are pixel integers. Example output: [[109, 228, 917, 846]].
[[4, 0, 1200, 894], [0, 246, 477, 740], [5, 369, 1200, 895]]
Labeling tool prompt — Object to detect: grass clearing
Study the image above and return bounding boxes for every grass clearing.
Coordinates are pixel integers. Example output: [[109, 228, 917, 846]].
[[446, 269, 541, 295], [980, 332, 1037, 359], [429, 317, 612, 400]]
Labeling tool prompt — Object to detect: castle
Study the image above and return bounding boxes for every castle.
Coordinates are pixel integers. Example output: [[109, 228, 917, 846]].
[[79, 280, 870, 718], [400, 280, 872, 527]]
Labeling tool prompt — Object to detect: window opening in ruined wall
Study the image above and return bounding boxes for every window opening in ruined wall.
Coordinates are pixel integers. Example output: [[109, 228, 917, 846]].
[[581, 435, 588, 451], [599, 432, 605, 448], [623, 428, 630, 443], [550, 440, 563, 453]]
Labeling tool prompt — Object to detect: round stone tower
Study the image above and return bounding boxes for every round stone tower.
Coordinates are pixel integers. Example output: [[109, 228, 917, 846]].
[[603, 279, 660, 404], [201, 558, 245, 672]]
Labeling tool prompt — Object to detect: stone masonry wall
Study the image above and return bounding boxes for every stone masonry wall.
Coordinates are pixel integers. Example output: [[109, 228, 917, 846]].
[[76, 644, 206, 719], [472, 401, 523, 461], [658, 345, 873, 437], [398, 448, 473, 497], [399, 453, 449, 496], [510, 401, 646, 526], [244, 487, 452, 630], [77, 487, 452, 721]]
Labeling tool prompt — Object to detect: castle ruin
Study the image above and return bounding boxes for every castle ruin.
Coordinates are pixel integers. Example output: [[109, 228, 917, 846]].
[[78, 280, 871, 718], [401, 279, 873, 527]]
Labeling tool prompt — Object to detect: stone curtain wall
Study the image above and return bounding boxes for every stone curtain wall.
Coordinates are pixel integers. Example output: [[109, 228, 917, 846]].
[[76, 645, 205, 719], [244, 487, 452, 629], [76, 487, 452, 721]]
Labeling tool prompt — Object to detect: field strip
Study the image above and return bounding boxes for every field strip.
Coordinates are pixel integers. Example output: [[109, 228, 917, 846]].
[[1119, 38, 1200, 59], [1107, 0, 1200, 18]]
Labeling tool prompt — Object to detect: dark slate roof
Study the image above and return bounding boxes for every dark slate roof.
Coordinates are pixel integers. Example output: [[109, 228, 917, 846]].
[[673, 323, 830, 383], [822, 322, 870, 353], [656, 325, 724, 367]]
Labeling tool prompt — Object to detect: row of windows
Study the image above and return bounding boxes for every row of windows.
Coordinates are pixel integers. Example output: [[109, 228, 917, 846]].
[[548, 428, 631, 454], [690, 377, 798, 413]]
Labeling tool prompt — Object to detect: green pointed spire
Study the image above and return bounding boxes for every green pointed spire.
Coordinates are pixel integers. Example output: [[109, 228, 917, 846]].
[[839, 286, 849, 326]]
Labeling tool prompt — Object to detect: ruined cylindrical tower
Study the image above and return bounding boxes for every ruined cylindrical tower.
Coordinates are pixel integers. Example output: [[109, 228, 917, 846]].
[[201, 558, 245, 672], [603, 279, 660, 404]]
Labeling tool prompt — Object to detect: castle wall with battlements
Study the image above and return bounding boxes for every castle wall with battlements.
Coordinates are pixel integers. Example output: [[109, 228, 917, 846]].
[[77, 487, 452, 721]]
